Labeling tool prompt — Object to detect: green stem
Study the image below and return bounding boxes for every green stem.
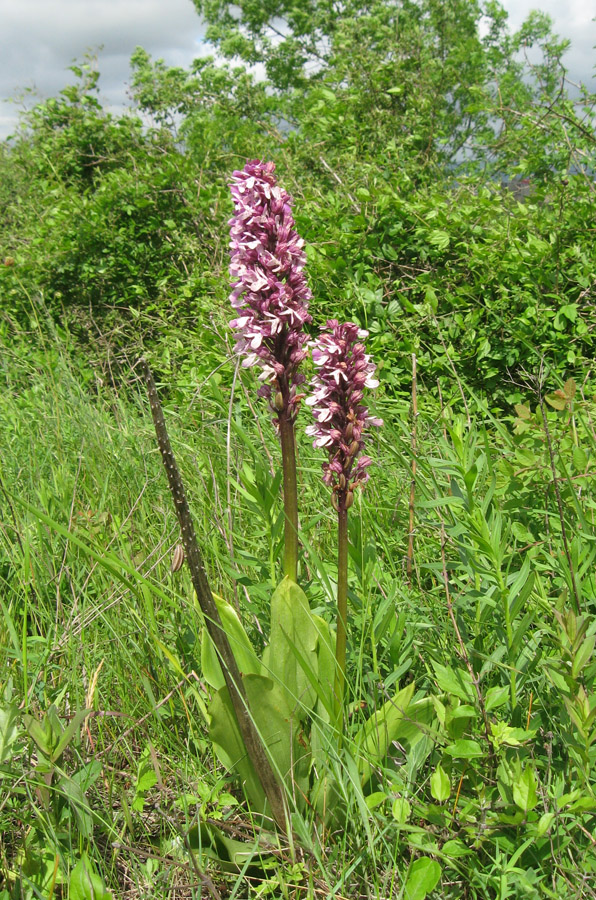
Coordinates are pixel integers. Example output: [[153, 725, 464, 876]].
[[497, 569, 516, 711], [278, 412, 299, 583], [334, 503, 349, 737]]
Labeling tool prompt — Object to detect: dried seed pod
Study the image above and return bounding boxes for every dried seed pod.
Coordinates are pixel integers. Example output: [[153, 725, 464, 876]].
[[274, 391, 285, 411], [349, 439, 360, 457], [171, 543, 185, 573], [339, 473, 347, 491], [345, 491, 354, 509]]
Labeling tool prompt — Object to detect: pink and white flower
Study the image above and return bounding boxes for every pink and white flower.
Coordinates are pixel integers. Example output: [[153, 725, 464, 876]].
[[228, 160, 312, 421], [306, 320, 382, 499]]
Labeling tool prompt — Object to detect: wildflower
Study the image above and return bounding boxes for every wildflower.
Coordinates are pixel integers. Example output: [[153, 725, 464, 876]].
[[306, 320, 382, 503], [228, 160, 312, 421]]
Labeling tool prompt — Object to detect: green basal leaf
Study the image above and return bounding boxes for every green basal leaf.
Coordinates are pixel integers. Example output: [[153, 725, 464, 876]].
[[69, 853, 112, 900], [185, 820, 277, 871], [209, 673, 310, 816], [355, 683, 416, 786], [262, 577, 319, 719], [201, 593, 261, 690]]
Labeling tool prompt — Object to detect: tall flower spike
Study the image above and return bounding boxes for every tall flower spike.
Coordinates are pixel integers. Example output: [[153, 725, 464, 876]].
[[228, 160, 312, 421], [306, 320, 382, 507]]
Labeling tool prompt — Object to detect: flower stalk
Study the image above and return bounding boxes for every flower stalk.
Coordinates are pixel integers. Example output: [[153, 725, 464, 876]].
[[278, 408, 299, 582], [306, 321, 382, 732]]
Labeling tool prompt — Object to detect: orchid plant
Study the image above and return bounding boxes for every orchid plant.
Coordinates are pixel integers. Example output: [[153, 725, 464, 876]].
[[148, 159, 425, 833]]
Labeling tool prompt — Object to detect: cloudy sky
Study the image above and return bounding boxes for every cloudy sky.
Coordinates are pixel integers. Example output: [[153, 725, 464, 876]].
[[0, 0, 594, 140]]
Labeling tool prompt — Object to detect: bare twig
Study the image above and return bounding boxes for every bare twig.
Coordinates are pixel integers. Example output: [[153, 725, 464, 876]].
[[137, 358, 289, 834]]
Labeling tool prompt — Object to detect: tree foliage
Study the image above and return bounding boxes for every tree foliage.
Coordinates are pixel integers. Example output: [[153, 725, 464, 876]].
[[0, 2, 595, 400]]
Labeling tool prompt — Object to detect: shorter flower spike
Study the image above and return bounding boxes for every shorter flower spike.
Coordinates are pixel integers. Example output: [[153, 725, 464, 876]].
[[306, 320, 382, 502], [228, 160, 312, 421]]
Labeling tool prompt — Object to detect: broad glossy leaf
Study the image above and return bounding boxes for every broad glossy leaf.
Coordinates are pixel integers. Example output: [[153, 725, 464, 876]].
[[262, 577, 319, 718], [209, 673, 310, 815], [201, 594, 261, 690]]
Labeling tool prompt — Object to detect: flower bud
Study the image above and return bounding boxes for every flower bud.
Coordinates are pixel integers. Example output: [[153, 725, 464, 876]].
[[171, 543, 185, 573]]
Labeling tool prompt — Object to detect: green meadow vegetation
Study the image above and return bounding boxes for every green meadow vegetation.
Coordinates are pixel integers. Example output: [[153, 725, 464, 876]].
[[1, 0, 596, 896]]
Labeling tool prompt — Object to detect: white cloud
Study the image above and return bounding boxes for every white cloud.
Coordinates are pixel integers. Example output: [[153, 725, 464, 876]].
[[0, 0, 594, 140], [0, 0, 206, 138]]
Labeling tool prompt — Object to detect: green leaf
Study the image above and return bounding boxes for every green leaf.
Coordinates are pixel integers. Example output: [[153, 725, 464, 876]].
[[69, 854, 112, 900], [392, 796, 411, 824], [404, 858, 442, 900], [428, 230, 450, 250], [201, 594, 261, 690], [0, 703, 20, 764], [430, 763, 451, 802], [512, 765, 538, 812], [23, 713, 53, 757], [57, 774, 94, 839], [209, 673, 310, 815], [354, 682, 415, 786], [485, 686, 509, 712], [132, 746, 158, 812], [262, 577, 319, 718], [432, 662, 476, 703], [536, 812, 555, 836], [444, 740, 483, 759], [571, 634, 595, 678], [365, 791, 388, 811], [52, 708, 90, 762]]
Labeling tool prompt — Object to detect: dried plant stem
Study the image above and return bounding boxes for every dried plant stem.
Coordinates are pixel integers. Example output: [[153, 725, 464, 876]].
[[278, 412, 299, 583], [139, 359, 289, 834], [407, 353, 418, 586], [334, 504, 349, 738], [538, 387, 581, 614]]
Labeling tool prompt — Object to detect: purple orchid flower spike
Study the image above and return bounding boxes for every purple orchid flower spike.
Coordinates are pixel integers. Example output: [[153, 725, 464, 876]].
[[306, 320, 383, 510], [228, 160, 312, 582], [228, 160, 312, 422], [306, 319, 382, 734]]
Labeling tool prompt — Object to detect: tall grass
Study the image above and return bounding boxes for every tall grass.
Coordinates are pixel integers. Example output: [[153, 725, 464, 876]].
[[2, 314, 596, 898]]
